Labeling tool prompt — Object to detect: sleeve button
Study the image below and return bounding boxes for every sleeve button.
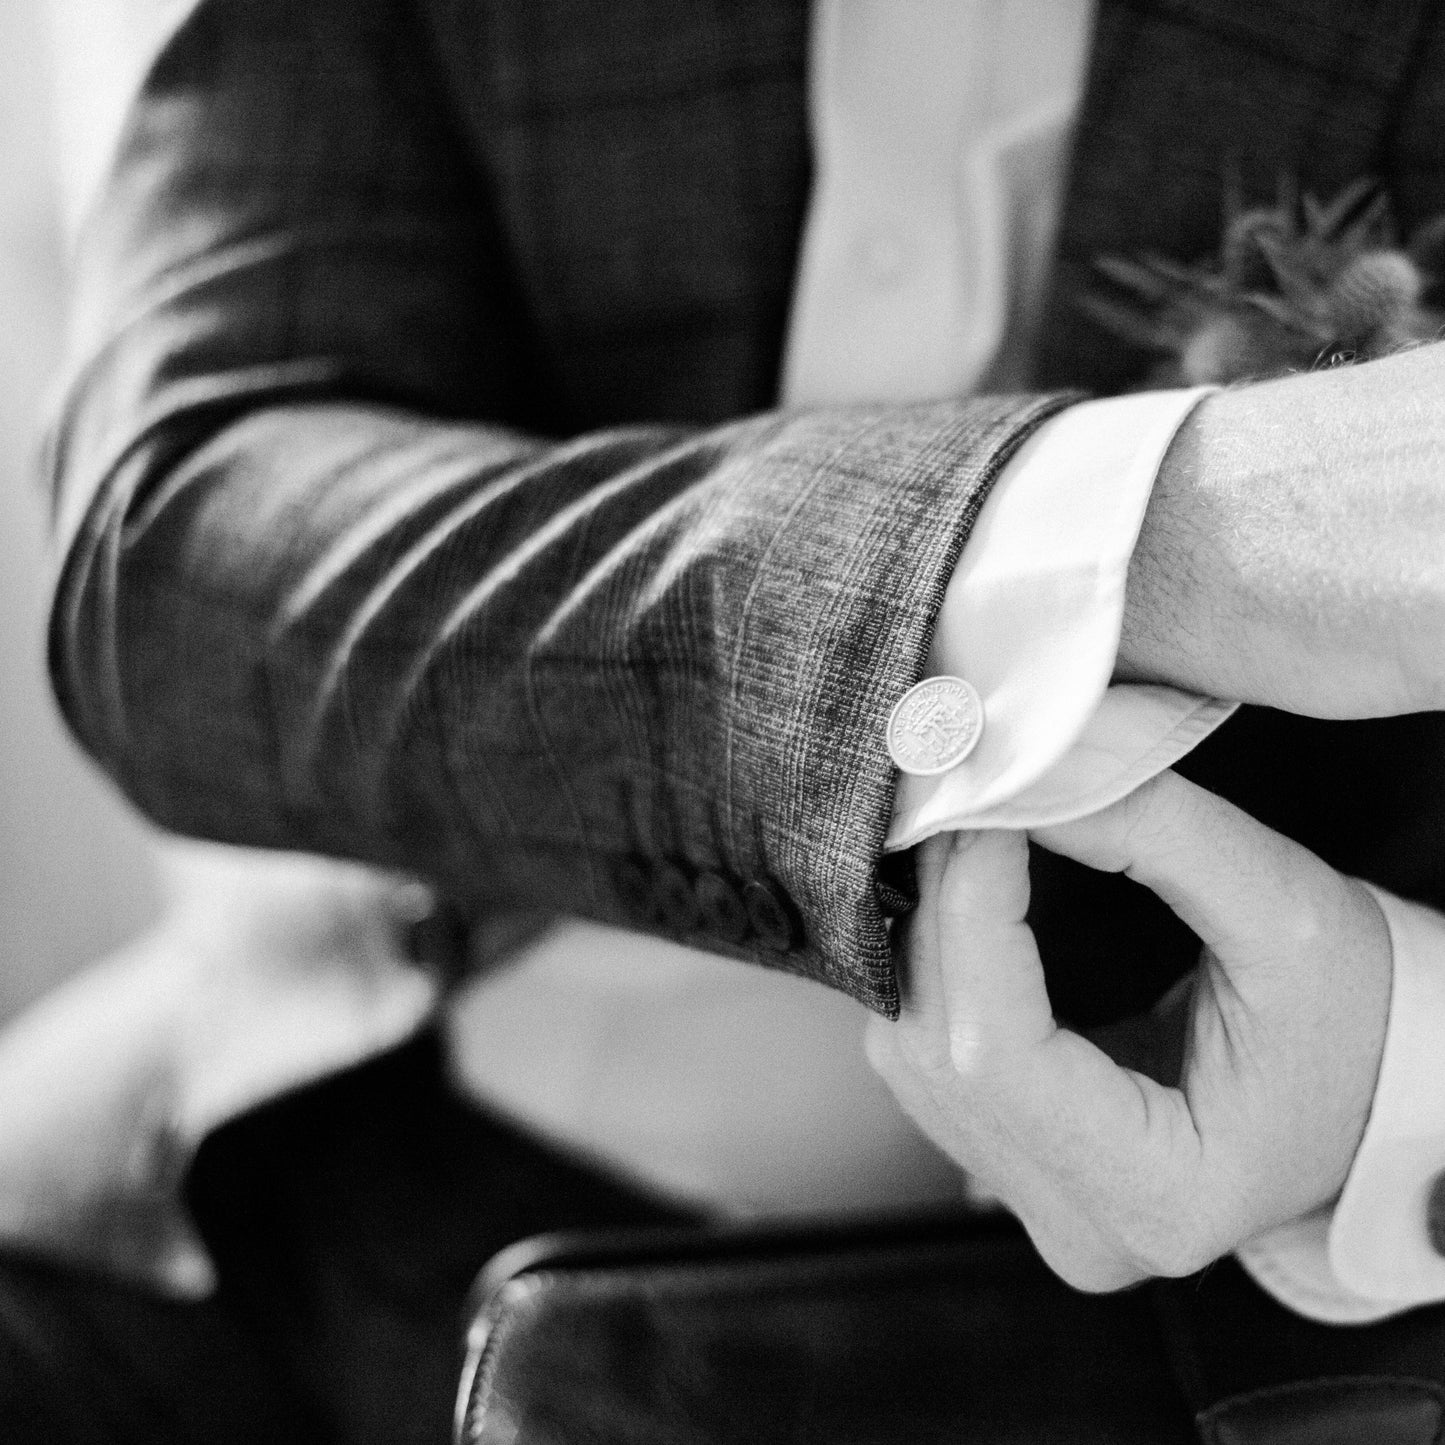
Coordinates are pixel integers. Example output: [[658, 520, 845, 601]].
[[655, 861, 702, 933], [695, 871, 751, 944], [612, 855, 658, 924], [743, 878, 803, 953]]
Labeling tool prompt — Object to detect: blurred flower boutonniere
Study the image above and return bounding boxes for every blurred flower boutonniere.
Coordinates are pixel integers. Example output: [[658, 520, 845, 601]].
[[1085, 175, 1445, 387]]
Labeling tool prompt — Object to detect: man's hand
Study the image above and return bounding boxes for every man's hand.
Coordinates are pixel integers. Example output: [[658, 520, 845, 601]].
[[865, 771, 1392, 1291], [1118, 344, 1445, 717]]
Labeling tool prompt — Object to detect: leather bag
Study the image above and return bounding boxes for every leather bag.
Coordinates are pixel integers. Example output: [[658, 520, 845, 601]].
[[455, 1210, 1445, 1444]]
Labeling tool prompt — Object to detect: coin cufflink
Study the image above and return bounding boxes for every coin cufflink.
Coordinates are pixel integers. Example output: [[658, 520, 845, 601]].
[[886, 675, 985, 776]]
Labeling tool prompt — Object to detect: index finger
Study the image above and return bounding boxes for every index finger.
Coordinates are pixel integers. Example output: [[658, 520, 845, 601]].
[[929, 830, 1207, 1276], [1033, 770, 1351, 959]]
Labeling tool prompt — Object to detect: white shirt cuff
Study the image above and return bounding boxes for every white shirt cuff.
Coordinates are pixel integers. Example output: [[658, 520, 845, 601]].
[[886, 386, 1230, 845], [1238, 885, 1445, 1323]]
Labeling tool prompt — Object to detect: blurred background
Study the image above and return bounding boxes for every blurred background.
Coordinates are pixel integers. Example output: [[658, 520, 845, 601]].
[[0, 0, 170, 1024]]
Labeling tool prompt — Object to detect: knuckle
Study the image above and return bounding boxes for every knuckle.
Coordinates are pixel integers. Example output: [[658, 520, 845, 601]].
[[1278, 884, 1342, 953], [1118, 1213, 1217, 1280], [901, 1031, 955, 1076], [1057, 1255, 1148, 1294], [946, 1032, 1011, 1083], [1031, 1209, 1211, 1290], [1030, 1232, 1146, 1295], [1124, 770, 1196, 851], [867, 1019, 953, 1080], [1282, 904, 1328, 953]]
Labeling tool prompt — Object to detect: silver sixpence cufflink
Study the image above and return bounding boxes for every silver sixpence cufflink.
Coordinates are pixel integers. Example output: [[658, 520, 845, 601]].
[[886, 675, 985, 776]]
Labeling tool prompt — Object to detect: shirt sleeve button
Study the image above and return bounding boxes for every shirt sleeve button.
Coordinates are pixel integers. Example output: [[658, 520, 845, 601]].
[[695, 870, 751, 944], [743, 878, 803, 953]]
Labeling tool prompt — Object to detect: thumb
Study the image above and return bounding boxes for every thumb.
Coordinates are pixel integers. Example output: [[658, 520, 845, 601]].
[[1031, 771, 1337, 958], [930, 829, 1056, 1067]]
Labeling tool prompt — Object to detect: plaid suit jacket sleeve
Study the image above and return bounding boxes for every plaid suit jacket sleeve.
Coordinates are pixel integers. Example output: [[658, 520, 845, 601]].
[[47, 0, 1074, 1015]]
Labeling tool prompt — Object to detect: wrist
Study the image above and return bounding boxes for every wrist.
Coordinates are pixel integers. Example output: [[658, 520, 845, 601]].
[[1116, 393, 1249, 694], [1118, 358, 1445, 718]]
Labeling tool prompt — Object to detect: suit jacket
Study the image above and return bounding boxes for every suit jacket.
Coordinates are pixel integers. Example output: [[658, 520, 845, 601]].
[[47, 0, 1445, 1026]]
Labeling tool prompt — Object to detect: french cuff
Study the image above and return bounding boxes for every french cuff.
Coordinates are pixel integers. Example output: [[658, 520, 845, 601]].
[[1238, 886, 1445, 1323], [886, 386, 1231, 847]]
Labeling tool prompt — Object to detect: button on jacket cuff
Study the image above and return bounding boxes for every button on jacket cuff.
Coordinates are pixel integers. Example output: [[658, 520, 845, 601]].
[[887, 386, 1226, 847]]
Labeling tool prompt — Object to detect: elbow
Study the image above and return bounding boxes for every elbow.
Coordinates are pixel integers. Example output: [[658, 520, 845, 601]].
[[47, 433, 167, 821], [45, 396, 254, 839]]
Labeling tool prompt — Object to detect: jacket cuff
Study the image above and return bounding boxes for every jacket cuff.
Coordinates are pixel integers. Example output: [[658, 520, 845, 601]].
[[730, 393, 1077, 1014], [888, 387, 1219, 845]]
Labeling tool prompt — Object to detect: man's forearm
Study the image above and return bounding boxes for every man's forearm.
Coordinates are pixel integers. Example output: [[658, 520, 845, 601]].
[[54, 395, 1067, 1016], [1118, 343, 1445, 717], [46, 0, 1087, 1014]]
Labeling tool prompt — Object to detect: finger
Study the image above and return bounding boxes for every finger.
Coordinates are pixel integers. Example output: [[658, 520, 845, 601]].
[[1032, 770, 1337, 957], [905, 828, 1185, 1175], [931, 829, 1055, 1070], [894, 834, 950, 1031], [1014, 1185, 1153, 1294], [888, 826, 1211, 1277]]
